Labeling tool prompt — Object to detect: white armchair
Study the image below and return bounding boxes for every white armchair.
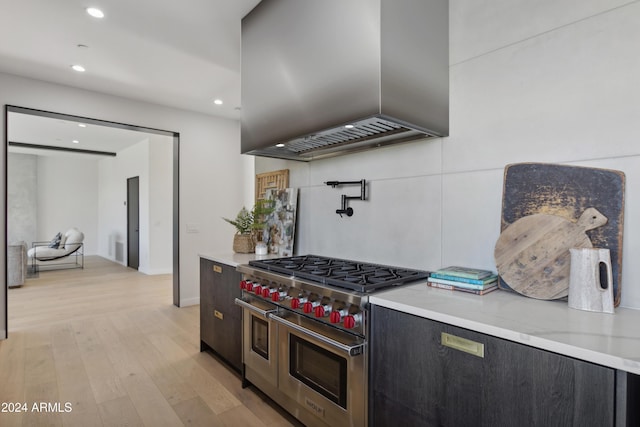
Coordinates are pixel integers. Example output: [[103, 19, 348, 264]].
[[28, 228, 84, 271]]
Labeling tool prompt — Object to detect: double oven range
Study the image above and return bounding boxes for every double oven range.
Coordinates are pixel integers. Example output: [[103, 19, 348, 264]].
[[234, 255, 429, 427]]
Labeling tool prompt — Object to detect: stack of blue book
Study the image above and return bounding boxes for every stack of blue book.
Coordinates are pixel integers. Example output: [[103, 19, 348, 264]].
[[427, 266, 498, 295]]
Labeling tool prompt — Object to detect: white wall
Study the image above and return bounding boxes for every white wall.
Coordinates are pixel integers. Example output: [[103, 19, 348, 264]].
[[36, 155, 100, 254], [257, 0, 640, 310], [1, 71, 250, 337], [97, 150, 128, 263], [97, 137, 173, 275], [147, 135, 174, 274], [7, 152, 101, 254], [98, 140, 149, 267]]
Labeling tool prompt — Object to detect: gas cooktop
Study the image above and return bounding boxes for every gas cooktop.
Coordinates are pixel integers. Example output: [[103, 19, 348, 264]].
[[249, 255, 430, 293]]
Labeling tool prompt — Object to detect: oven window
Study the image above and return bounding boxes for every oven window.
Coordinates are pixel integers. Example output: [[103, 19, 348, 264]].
[[289, 335, 347, 408], [251, 315, 269, 360]]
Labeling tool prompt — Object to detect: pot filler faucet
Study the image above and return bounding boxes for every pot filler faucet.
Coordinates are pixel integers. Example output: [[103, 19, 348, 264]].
[[325, 179, 367, 217]]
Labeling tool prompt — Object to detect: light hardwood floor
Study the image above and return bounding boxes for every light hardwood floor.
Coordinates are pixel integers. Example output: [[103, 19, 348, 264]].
[[1, 256, 299, 427]]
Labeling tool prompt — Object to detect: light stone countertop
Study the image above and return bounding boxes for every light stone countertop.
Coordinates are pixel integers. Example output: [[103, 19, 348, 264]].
[[198, 252, 281, 267], [369, 282, 640, 376]]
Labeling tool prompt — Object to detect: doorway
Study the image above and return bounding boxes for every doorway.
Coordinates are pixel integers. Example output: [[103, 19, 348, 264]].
[[127, 176, 140, 270], [4, 105, 181, 340]]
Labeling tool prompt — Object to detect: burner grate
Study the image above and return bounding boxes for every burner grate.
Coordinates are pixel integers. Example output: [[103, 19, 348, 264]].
[[250, 255, 429, 293]]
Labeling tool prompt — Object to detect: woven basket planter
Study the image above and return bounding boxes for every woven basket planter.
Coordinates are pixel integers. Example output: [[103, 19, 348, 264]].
[[233, 233, 255, 253]]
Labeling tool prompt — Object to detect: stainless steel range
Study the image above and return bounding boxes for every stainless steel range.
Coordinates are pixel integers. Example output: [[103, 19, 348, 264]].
[[235, 255, 429, 427]]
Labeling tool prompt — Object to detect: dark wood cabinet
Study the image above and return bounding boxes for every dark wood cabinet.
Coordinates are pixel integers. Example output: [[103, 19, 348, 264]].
[[369, 305, 617, 427], [200, 257, 242, 372]]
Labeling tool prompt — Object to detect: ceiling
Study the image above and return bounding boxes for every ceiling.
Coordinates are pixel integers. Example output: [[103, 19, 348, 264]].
[[0, 0, 262, 120], [7, 111, 161, 158]]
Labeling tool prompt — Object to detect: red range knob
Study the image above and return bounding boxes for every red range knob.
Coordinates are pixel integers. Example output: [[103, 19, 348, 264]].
[[261, 288, 271, 298], [272, 291, 287, 302], [343, 315, 356, 329], [291, 298, 301, 309], [253, 285, 263, 295], [303, 302, 314, 313], [245, 281, 254, 292], [314, 306, 325, 318], [239, 280, 246, 289], [329, 311, 341, 324]]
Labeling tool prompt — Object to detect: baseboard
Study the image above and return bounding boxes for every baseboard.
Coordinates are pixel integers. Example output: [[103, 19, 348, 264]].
[[102, 255, 125, 266], [139, 267, 173, 275], [179, 297, 199, 307]]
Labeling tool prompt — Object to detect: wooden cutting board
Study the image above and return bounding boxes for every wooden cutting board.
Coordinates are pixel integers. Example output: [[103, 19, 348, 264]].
[[495, 208, 607, 299], [498, 163, 625, 306]]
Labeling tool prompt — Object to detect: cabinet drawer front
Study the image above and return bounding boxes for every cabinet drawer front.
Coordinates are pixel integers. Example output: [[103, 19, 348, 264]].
[[370, 305, 616, 427]]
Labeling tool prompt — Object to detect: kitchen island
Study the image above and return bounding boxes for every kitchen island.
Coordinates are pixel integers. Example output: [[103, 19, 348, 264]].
[[369, 283, 640, 426]]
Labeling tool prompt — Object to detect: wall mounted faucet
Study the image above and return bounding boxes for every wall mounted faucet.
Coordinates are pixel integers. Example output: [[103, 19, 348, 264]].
[[325, 179, 367, 217]]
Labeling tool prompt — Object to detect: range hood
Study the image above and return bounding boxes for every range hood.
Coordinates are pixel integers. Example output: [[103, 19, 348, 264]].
[[241, 0, 449, 161]]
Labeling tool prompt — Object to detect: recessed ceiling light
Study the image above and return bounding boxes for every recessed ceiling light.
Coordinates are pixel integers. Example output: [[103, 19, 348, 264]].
[[71, 64, 86, 72], [213, 99, 223, 105], [86, 7, 104, 18], [344, 124, 354, 129], [78, 123, 87, 128], [276, 143, 285, 148], [72, 140, 80, 144]]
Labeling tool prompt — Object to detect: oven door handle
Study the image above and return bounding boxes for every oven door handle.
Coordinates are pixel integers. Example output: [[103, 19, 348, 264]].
[[270, 314, 364, 357], [234, 298, 277, 319]]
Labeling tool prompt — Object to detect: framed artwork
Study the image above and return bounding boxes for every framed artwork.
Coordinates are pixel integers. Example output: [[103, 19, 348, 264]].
[[255, 169, 289, 201], [261, 188, 298, 256]]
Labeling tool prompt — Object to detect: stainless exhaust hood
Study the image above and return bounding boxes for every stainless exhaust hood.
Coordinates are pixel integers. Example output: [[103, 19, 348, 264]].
[[241, 0, 449, 161]]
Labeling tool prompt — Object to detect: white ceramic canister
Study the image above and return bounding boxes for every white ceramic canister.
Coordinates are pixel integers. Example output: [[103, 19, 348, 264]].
[[568, 248, 614, 314], [255, 242, 268, 255]]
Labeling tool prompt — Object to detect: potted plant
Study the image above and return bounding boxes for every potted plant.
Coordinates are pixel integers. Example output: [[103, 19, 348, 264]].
[[223, 201, 274, 253]]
